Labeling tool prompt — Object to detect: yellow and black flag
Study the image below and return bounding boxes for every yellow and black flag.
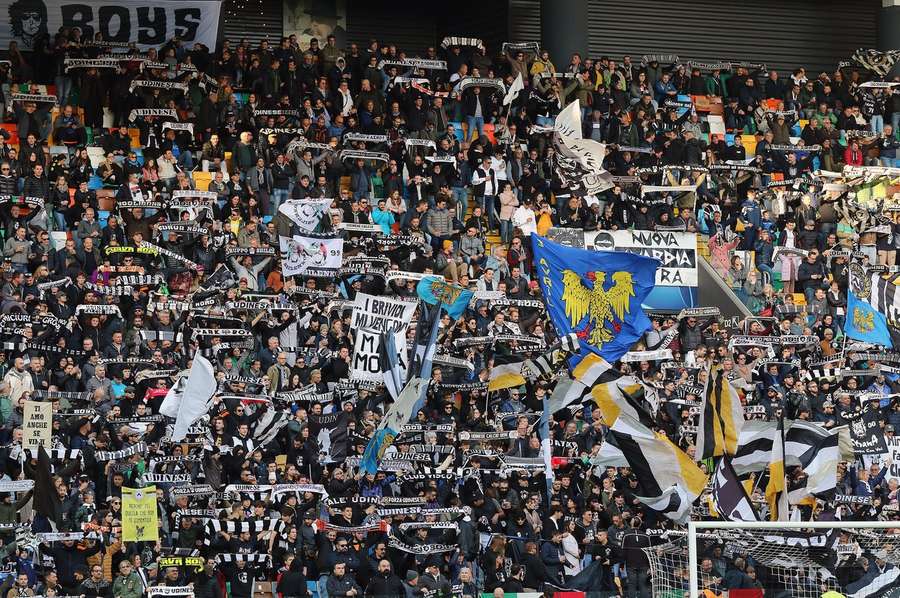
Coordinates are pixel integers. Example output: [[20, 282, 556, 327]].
[[488, 354, 526, 391], [765, 416, 790, 521], [697, 366, 744, 460], [605, 412, 708, 523], [591, 376, 656, 429]]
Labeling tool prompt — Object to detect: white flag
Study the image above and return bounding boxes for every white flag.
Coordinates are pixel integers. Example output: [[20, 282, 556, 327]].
[[171, 355, 216, 442], [503, 73, 524, 106], [277, 198, 332, 233]]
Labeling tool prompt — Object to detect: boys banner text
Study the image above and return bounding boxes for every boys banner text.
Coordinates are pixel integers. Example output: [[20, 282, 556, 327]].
[[3, 0, 220, 52]]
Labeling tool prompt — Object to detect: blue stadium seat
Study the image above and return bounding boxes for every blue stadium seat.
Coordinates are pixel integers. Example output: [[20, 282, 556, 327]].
[[88, 175, 103, 190]]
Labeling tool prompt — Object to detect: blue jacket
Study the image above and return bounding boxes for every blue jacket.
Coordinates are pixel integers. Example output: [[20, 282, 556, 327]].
[[849, 466, 887, 496], [371, 207, 394, 235]]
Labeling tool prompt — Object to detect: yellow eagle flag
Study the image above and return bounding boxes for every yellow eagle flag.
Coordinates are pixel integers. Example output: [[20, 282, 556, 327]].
[[122, 486, 159, 542]]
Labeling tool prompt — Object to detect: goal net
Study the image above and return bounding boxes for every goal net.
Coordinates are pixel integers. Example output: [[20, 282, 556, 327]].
[[643, 521, 900, 598]]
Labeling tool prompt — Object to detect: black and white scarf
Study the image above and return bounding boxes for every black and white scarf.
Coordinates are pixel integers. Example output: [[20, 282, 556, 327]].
[[128, 108, 177, 121], [215, 554, 271, 565], [140, 330, 183, 342], [129, 80, 188, 92], [388, 537, 457, 554], [203, 519, 286, 545], [442, 36, 484, 51], [378, 58, 447, 70], [95, 443, 147, 461]]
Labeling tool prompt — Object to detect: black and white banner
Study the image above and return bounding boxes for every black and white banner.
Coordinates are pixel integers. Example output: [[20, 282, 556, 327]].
[[280, 235, 343, 278], [9, 93, 56, 104], [350, 293, 416, 382], [343, 133, 388, 145], [148, 586, 194, 598], [842, 404, 887, 455], [457, 77, 505, 93], [1, 1, 221, 52]]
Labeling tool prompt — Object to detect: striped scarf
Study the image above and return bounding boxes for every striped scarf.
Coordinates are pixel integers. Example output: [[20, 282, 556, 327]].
[[203, 519, 286, 545]]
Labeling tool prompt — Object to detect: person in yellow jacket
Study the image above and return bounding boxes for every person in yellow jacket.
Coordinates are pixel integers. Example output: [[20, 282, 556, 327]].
[[530, 50, 555, 79]]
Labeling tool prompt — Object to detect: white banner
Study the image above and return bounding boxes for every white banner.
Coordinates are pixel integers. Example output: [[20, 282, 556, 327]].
[[883, 437, 900, 485], [23, 401, 52, 451], [2, 0, 221, 52], [278, 199, 332, 233], [585, 230, 698, 287], [280, 235, 343, 278], [350, 293, 416, 382]]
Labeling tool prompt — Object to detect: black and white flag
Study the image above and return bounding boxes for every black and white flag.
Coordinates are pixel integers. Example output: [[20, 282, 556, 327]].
[[711, 456, 759, 521], [308, 412, 351, 463], [379, 330, 404, 401]]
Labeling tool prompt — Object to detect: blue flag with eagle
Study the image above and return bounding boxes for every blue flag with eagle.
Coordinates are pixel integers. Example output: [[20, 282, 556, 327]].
[[531, 234, 658, 364]]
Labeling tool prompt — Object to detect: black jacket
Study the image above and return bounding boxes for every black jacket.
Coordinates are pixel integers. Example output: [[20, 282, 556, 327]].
[[364, 572, 405, 597]]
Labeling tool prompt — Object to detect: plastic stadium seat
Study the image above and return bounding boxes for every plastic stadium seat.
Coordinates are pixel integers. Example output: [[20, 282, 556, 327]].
[[481, 123, 496, 144], [98, 210, 109, 228], [192, 170, 213, 190], [725, 133, 735, 146], [88, 175, 103, 190], [129, 128, 141, 148], [0, 124, 18, 147], [98, 194, 116, 212], [741, 134, 758, 156]]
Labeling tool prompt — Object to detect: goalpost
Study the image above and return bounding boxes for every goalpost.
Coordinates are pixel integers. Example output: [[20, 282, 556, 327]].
[[641, 520, 900, 598]]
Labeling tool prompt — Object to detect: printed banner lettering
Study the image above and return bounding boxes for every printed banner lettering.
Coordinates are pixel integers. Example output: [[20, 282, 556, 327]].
[[280, 235, 343, 278], [584, 229, 698, 309], [350, 293, 416, 382], [23, 401, 52, 451], [122, 486, 159, 542]]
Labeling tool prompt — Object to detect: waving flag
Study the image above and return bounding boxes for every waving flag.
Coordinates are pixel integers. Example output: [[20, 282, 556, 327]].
[[844, 263, 894, 347], [766, 416, 789, 521], [416, 276, 474, 320], [604, 412, 707, 523], [710, 457, 760, 522], [360, 377, 427, 474], [531, 234, 658, 364], [503, 73, 524, 106], [697, 366, 745, 459]]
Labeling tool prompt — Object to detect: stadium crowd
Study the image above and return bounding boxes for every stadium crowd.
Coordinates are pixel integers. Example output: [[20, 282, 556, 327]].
[[0, 22, 898, 598]]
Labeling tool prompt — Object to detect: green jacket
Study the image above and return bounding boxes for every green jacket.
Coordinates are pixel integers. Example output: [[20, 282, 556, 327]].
[[112, 572, 142, 598], [564, 77, 593, 108], [705, 73, 730, 97]]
